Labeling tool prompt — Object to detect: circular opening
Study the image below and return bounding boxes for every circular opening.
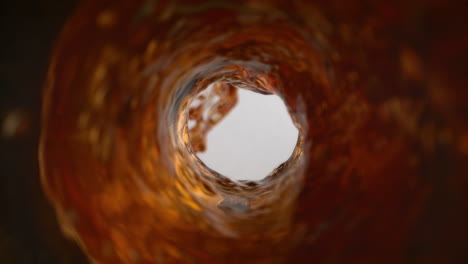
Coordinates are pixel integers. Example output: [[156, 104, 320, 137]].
[[188, 82, 299, 181]]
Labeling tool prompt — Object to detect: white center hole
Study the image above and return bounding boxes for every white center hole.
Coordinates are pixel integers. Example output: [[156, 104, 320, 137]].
[[190, 87, 299, 181]]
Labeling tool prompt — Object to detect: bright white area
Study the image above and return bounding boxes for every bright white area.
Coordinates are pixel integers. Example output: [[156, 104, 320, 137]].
[[194, 88, 298, 181]]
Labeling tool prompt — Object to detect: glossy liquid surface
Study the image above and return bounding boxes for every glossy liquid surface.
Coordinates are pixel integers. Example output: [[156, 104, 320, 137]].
[[40, 0, 468, 263]]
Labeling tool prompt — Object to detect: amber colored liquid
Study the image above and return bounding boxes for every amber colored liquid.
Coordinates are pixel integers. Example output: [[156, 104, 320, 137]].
[[40, 0, 468, 263]]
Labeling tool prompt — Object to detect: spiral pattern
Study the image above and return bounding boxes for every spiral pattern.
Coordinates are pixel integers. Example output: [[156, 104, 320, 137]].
[[40, 0, 468, 263]]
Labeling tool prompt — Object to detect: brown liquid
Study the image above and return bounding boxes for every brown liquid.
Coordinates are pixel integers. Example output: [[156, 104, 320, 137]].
[[40, 0, 468, 263], [188, 81, 238, 153]]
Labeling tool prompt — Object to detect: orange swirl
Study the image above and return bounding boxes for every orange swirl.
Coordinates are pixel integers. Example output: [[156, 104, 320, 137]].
[[40, 0, 468, 263]]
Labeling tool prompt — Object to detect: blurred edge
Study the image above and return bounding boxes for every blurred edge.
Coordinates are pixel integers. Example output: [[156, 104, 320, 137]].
[[0, 0, 88, 263]]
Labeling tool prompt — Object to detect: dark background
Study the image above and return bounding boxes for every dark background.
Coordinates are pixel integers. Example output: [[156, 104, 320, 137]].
[[1, 0, 88, 263]]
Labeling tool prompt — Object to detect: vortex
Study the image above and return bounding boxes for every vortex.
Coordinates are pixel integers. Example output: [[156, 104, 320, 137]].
[[40, 0, 468, 263]]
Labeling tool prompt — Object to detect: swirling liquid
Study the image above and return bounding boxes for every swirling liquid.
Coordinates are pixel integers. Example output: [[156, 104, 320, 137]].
[[40, 0, 468, 263]]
